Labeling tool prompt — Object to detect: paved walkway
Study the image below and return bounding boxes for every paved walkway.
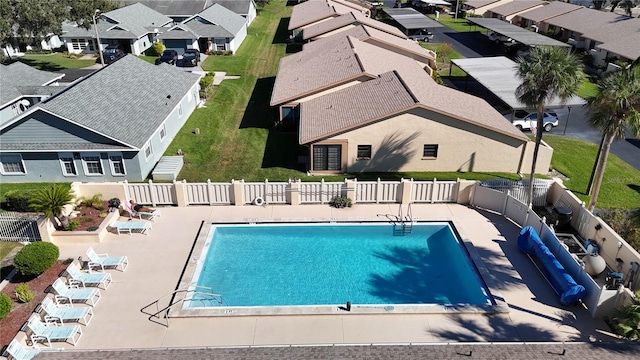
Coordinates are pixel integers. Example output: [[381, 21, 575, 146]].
[[4, 203, 624, 360]]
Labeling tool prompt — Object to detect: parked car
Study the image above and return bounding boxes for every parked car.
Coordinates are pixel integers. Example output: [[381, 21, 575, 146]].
[[504, 110, 559, 132], [180, 49, 200, 67], [102, 44, 125, 64], [155, 50, 178, 65], [408, 29, 434, 42], [488, 32, 512, 44]]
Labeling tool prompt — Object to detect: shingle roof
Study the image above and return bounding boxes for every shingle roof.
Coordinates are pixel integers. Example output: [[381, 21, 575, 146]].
[[211, 0, 254, 14], [270, 36, 367, 106], [0, 142, 129, 151], [596, 31, 640, 61], [61, 3, 172, 40], [158, 24, 199, 39], [182, 3, 247, 37], [274, 36, 527, 143], [488, 1, 546, 17], [303, 11, 406, 40], [517, 1, 582, 23], [0, 62, 64, 107], [34, 55, 200, 149], [288, 0, 339, 30], [304, 24, 433, 63], [128, 0, 214, 16], [544, 8, 623, 36], [465, 0, 502, 9]]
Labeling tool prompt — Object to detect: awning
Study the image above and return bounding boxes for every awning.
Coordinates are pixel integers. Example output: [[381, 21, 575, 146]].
[[384, 7, 445, 30], [418, 0, 452, 5], [466, 17, 571, 47]]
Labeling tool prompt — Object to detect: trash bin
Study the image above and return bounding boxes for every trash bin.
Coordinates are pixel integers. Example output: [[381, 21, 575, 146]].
[[553, 207, 573, 231]]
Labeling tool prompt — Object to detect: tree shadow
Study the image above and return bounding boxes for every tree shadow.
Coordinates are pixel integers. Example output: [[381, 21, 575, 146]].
[[239, 77, 277, 130], [17, 58, 65, 71], [349, 131, 420, 173], [261, 131, 306, 171]]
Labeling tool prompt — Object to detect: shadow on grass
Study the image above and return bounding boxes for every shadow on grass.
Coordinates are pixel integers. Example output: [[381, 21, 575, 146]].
[[629, 184, 640, 195], [273, 17, 290, 44], [18, 58, 65, 71], [261, 131, 305, 171], [239, 77, 277, 130]]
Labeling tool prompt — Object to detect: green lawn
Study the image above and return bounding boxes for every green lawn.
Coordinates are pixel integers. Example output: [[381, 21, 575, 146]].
[[544, 135, 640, 209], [137, 55, 158, 65], [0, 183, 70, 203], [421, 43, 466, 77], [16, 53, 96, 70], [577, 79, 598, 100], [429, 13, 479, 33], [0, 241, 21, 262]]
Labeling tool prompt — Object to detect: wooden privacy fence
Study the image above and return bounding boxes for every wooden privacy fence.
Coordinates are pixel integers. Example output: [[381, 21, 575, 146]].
[[0, 212, 41, 241], [124, 178, 465, 206]]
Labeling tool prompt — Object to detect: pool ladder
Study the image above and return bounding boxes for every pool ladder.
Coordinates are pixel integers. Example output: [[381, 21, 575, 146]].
[[379, 204, 414, 235], [141, 286, 226, 327]]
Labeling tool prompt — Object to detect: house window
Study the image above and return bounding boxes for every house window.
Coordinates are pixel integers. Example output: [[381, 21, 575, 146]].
[[423, 144, 439, 158], [109, 155, 126, 176], [159, 124, 167, 141], [0, 154, 26, 175], [70, 38, 89, 51], [313, 145, 341, 171], [144, 141, 153, 160], [82, 154, 104, 175], [357, 145, 372, 160], [58, 154, 77, 176]]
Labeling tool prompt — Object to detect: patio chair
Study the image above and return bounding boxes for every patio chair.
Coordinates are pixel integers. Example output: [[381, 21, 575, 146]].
[[39, 297, 93, 325], [109, 221, 152, 235], [85, 247, 129, 272], [26, 314, 82, 347], [51, 278, 101, 306], [123, 200, 161, 221], [65, 263, 112, 290], [4, 339, 63, 360]]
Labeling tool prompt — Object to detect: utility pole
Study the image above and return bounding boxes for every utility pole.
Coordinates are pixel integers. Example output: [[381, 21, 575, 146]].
[[93, 9, 105, 67]]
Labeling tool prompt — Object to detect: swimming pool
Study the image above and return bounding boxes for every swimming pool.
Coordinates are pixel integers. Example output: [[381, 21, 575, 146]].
[[184, 222, 494, 312]]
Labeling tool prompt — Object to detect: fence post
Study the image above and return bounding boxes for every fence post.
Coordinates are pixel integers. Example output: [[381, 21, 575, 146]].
[[321, 179, 326, 204], [345, 178, 356, 204], [502, 190, 510, 215], [174, 179, 188, 207], [470, 182, 477, 207], [430, 178, 437, 204], [265, 179, 269, 204], [289, 179, 300, 205], [148, 179, 157, 206], [231, 179, 244, 206], [376, 178, 382, 204], [400, 178, 412, 204]]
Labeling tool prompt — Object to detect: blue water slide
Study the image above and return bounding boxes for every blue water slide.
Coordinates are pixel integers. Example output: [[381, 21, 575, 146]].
[[517, 226, 587, 305]]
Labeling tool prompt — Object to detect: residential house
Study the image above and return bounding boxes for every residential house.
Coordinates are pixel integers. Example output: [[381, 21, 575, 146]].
[[464, 0, 512, 16], [0, 62, 65, 127], [484, 1, 546, 23], [301, 11, 406, 42], [540, 8, 640, 65], [513, 1, 582, 33], [303, 24, 435, 74], [0, 56, 201, 183], [270, 36, 551, 174], [158, 3, 248, 53], [60, 3, 173, 55], [128, 0, 258, 25], [289, 0, 370, 39]]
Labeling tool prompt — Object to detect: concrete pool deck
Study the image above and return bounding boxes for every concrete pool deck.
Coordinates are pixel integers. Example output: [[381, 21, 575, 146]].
[[16, 204, 621, 354]]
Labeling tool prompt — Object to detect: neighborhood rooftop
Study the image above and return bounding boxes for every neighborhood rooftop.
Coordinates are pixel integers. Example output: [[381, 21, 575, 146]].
[[517, 1, 583, 23], [302, 11, 407, 40], [488, 0, 546, 17], [181, 3, 247, 37], [0, 63, 64, 108]]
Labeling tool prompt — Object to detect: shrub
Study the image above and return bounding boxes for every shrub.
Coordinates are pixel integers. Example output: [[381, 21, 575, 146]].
[[0, 293, 11, 320], [99, 213, 107, 218], [66, 221, 79, 231], [13, 242, 60, 276], [80, 193, 102, 209], [329, 196, 352, 208], [199, 72, 215, 99], [15, 283, 34, 303], [145, 41, 164, 56], [3, 190, 34, 212], [79, 216, 93, 223], [87, 226, 99, 232]]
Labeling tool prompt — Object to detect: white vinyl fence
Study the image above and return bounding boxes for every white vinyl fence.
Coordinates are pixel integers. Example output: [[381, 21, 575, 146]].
[[479, 179, 553, 207], [0, 212, 41, 241]]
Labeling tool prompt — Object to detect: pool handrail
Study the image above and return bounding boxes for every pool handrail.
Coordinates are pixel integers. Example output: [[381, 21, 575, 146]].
[[141, 286, 225, 327]]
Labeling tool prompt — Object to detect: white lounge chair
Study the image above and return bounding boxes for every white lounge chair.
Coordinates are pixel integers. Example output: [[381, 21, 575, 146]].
[[123, 200, 161, 221], [26, 314, 82, 347], [39, 297, 93, 325], [65, 263, 112, 290], [109, 221, 151, 235], [51, 278, 101, 306], [5, 339, 43, 360], [85, 247, 128, 272]]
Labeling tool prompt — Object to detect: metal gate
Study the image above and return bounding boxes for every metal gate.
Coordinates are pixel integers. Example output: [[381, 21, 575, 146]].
[[0, 212, 41, 242]]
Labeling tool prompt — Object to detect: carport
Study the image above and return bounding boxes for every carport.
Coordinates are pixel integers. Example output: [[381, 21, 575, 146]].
[[384, 7, 444, 34], [466, 17, 571, 47], [450, 56, 585, 133]]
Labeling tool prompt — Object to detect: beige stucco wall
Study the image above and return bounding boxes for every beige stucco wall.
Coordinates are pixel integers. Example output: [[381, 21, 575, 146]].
[[321, 108, 547, 173], [519, 139, 553, 174], [468, 0, 513, 16]]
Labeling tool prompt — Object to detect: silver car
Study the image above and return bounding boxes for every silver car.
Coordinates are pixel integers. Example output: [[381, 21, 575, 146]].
[[504, 111, 559, 132]]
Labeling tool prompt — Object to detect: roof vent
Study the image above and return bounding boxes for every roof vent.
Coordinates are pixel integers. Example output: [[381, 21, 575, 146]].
[[327, 104, 333, 109]]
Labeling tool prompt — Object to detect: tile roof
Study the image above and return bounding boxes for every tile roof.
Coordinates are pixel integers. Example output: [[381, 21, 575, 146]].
[[276, 36, 528, 143], [596, 31, 640, 61], [302, 11, 407, 40], [517, 1, 582, 23], [465, 0, 502, 9], [33, 55, 200, 149], [543, 8, 624, 36], [288, 0, 338, 31], [488, 1, 546, 17], [0, 62, 64, 107], [304, 24, 432, 63]]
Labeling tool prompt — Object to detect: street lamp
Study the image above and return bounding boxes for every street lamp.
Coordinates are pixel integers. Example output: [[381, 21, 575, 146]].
[[93, 9, 105, 67]]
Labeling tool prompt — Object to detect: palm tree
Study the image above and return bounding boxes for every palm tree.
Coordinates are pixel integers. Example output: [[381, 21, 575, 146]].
[[586, 66, 640, 211], [611, 290, 640, 340], [30, 184, 75, 230], [515, 46, 585, 205]]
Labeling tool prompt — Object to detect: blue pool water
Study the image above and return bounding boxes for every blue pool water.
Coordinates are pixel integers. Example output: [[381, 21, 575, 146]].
[[189, 223, 492, 308]]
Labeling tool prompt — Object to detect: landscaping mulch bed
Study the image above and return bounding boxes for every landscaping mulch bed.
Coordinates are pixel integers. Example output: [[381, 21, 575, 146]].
[[70, 200, 110, 231], [0, 260, 68, 349]]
